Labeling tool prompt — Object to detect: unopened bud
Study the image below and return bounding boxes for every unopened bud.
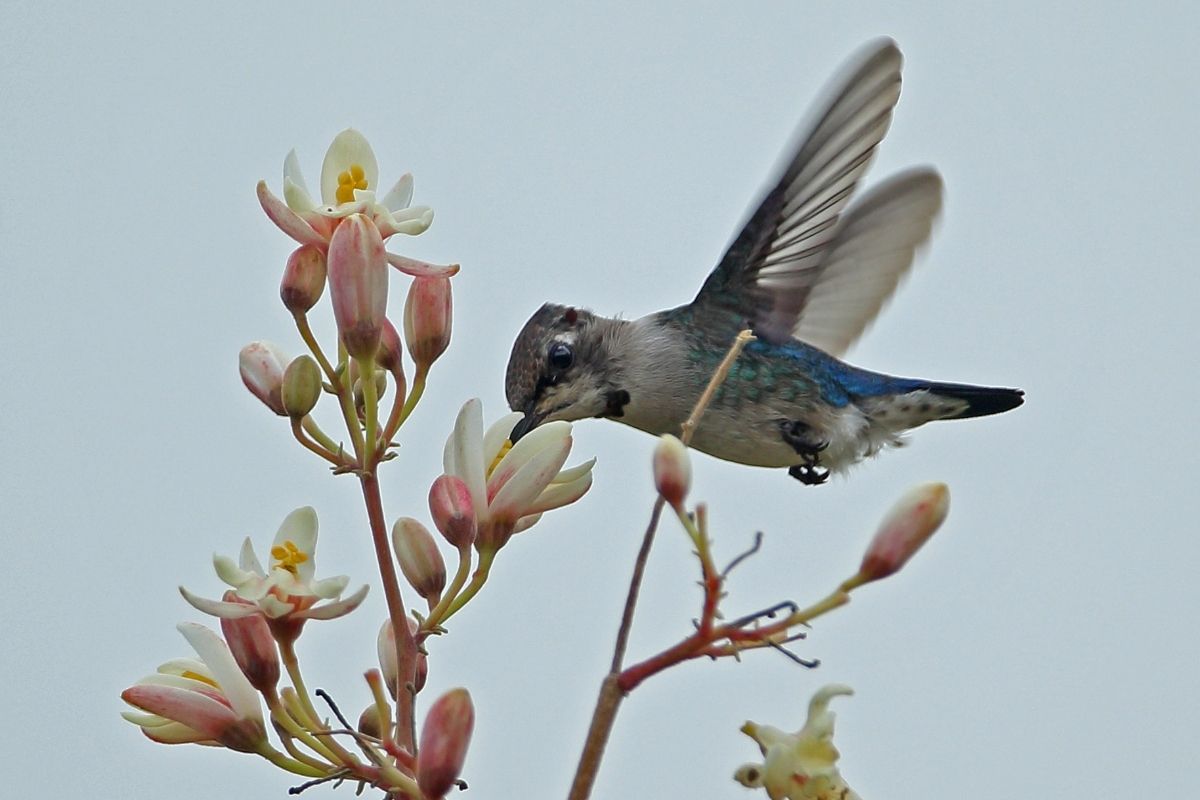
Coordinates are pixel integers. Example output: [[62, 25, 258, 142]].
[[417, 688, 474, 800], [218, 591, 279, 693], [281, 355, 322, 418], [352, 364, 388, 413], [378, 619, 428, 701], [328, 213, 387, 359], [859, 482, 950, 583], [392, 517, 446, 604], [280, 244, 327, 313], [653, 434, 691, 508], [239, 341, 289, 416], [358, 704, 384, 739], [377, 317, 405, 377], [428, 475, 477, 549], [403, 276, 452, 372]]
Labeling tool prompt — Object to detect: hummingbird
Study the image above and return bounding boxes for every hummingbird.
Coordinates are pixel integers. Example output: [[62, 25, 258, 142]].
[[504, 39, 1023, 485]]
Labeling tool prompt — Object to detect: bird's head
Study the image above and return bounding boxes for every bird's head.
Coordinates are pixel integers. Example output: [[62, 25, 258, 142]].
[[505, 303, 631, 441]]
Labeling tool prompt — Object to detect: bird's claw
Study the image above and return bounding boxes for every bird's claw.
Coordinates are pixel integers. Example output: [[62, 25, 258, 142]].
[[789, 463, 830, 485]]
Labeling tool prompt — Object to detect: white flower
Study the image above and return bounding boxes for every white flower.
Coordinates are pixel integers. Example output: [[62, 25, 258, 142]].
[[734, 684, 860, 800], [180, 507, 367, 635], [121, 623, 266, 752], [442, 399, 594, 550], [256, 129, 456, 278]]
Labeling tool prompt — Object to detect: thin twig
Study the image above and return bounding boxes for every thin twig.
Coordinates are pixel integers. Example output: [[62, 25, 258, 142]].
[[567, 330, 754, 800], [721, 531, 764, 577]]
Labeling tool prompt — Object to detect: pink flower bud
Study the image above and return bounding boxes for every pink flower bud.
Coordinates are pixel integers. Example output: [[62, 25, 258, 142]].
[[328, 213, 387, 359], [392, 517, 447, 604], [428, 475, 477, 549], [377, 317, 406, 377], [417, 688, 474, 800], [653, 434, 691, 508], [282, 355, 323, 418], [239, 341, 289, 416], [280, 244, 327, 313], [218, 591, 280, 693], [378, 619, 427, 701], [403, 276, 452, 371], [859, 482, 950, 582]]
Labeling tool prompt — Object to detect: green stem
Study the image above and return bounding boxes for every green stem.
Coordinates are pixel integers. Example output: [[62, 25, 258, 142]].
[[437, 548, 495, 624], [356, 356, 380, 466], [257, 743, 330, 778], [423, 544, 473, 630]]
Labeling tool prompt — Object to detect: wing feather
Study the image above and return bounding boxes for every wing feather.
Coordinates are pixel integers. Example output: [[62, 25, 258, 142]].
[[791, 168, 942, 357], [694, 39, 907, 341]]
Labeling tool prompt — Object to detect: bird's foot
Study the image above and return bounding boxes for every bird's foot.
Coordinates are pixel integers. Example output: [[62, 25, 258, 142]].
[[780, 420, 830, 486], [789, 463, 830, 485]]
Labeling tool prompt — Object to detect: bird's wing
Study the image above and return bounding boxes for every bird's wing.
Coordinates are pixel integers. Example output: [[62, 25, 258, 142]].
[[789, 168, 942, 357], [693, 39, 922, 348]]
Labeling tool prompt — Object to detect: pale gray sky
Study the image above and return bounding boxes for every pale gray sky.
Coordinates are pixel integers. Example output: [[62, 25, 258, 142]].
[[2, 3, 1197, 798]]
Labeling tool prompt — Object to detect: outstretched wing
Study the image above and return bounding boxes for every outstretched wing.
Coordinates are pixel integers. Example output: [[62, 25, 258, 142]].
[[694, 39, 928, 349], [789, 168, 942, 357]]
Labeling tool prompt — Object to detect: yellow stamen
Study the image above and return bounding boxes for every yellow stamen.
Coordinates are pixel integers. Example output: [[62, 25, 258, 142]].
[[270, 540, 309, 575], [335, 163, 369, 204], [488, 440, 513, 477]]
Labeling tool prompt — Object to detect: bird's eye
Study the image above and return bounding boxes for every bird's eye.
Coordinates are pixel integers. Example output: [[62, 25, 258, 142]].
[[547, 342, 574, 370]]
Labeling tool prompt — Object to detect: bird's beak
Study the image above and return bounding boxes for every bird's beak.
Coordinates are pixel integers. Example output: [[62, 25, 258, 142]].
[[509, 407, 544, 442]]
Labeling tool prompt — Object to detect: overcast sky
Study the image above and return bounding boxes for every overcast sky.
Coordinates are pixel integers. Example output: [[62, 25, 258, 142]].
[[3, 3, 1198, 798]]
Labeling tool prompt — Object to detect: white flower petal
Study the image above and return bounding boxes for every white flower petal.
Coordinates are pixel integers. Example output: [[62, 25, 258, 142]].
[[551, 457, 597, 484], [482, 412, 524, 469], [390, 208, 433, 235], [380, 173, 414, 212], [176, 623, 262, 723], [283, 176, 318, 214], [449, 400, 488, 520], [256, 181, 326, 247], [524, 471, 593, 516], [283, 149, 311, 199], [308, 574, 350, 600], [237, 537, 266, 577], [488, 421, 571, 496], [273, 507, 318, 583], [179, 586, 259, 619], [320, 129, 379, 207], [215, 553, 254, 588], [156, 658, 210, 679], [490, 436, 571, 521], [259, 594, 295, 619], [298, 584, 368, 620], [512, 513, 542, 534]]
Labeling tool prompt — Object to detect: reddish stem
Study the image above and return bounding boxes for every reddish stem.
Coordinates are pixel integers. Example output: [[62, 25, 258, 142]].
[[359, 472, 418, 753]]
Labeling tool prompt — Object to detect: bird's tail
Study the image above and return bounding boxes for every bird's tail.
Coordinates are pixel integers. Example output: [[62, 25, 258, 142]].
[[920, 381, 1025, 419]]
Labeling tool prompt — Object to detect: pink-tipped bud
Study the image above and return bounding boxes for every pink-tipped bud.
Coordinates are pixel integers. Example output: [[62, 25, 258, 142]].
[[653, 434, 691, 508], [282, 355, 323, 418], [239, 341, 289, 416], [218, 591, 280, 693], [378, 619, 428, 701], [392, 517, 447, 604], [280, 244, 327, 313], [428, 475, 477, 549], [859, 482, 950, 582], [328, 213, 388, 360], [403, 276, 452, 372], [417, 688, 474, 800]]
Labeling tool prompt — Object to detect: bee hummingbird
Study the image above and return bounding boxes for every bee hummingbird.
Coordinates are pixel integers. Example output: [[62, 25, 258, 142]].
[[504, 39, 1023, 485]]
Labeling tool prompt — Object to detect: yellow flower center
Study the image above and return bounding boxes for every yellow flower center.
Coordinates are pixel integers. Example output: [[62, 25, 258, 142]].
[[488, 440, 513, 477], [335, 164, 369, 204], [270, 540, 309, 575]]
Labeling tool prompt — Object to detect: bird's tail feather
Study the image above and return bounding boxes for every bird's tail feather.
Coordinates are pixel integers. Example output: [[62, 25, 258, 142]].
[[922, 382, 1025, 419]]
